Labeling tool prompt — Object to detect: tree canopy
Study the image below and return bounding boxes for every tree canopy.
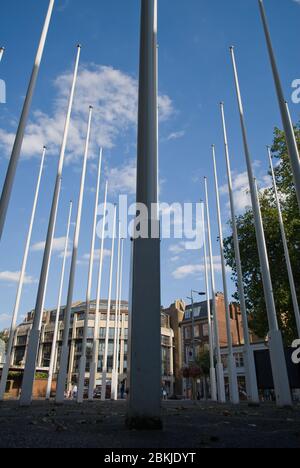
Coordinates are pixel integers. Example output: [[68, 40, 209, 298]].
[[224, 125, 300, 344]]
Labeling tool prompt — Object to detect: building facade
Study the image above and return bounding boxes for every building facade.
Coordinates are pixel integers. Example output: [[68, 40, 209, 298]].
[[0, 339, 5, 365], [181, 293, 245, 366], [9, 300, 175, 397]]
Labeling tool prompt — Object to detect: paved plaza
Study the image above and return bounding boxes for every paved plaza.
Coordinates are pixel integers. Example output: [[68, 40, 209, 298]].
[[0, 400, 299, 448]]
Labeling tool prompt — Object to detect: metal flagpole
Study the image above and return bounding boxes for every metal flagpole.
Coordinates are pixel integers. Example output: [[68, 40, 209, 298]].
[[77, 149, 103, 403], [212, 145, 239, 404], [204, 177, 226, 403], [55, 106, 93, 404], [230, 46, 292, 406], [113, 238, 125, 400], [101, 205, 117, 401], [267, 146, 300, 337], [0, 0, 55, 240], [0, 47, 4, 63], [201, 202, 217, 402], [20, 45, 81, 406], [88, 181, 108, 401], [111, 224, 122, 401], [258, 0, 300, 212], [220, 102, 259, 403], [46, 201, 73, 400], [0, 147, 46, 401], [127, 0, 162, 429]]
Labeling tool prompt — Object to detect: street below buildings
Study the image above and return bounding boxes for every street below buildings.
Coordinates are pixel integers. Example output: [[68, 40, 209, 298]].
[[0, 400, 299, 448]]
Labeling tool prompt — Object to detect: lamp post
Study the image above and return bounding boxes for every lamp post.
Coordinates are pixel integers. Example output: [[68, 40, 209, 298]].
[[230, 46, 292, 406], [0, 0, 55, 240]]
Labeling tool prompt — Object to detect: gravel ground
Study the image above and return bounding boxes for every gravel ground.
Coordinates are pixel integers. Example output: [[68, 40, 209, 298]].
[[0, 400, 299, 448]]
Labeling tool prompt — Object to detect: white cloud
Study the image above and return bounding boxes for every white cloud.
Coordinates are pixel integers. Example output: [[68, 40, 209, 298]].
[[31, 237, 69, 253], [172, 256, 231, 280], [166, 130, 185, 141], [220, 164, 272, 215], [172, 264, 203, 280], [0, 271, 37, 285], [0, 64, 174, 164], [107, 160, 137, 195], [81, 249, 111, 263]]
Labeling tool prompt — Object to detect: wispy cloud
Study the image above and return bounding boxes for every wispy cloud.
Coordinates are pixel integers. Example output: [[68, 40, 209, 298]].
[[0, 64, 174, 164], [0, 271, 37, 285], [220, 164, 272, 215], [31, 237, 69, 253], [172, 256, 231, 280], [166, 130, 185, 141]]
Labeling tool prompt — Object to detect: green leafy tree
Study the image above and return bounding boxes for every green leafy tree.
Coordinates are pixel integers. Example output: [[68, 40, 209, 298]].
[[224, 126, 300, 344], [0, 331, 8, 344]]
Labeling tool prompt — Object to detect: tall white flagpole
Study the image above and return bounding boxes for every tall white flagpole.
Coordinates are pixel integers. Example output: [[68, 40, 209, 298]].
[[111, 224, 122, 401], [212, 145, 239, 404], [0, 0, 55, 240], [113, 238, 125, 400], [220, 102, 259, 403], [55, 106, 93, 404], [20, 45, 81, 407], [88, 181, 108, 401], [77, 149, 103, 403], [267, 146, 300, 338], [201, 202, 217, 402], [0, 47, 4, 63], [204, 177, 226, 403], [258, 0, 300, 212], [230, 46, 292, 406], [46, 201, 73, 400], [101, 204, 117, 401], [0, 147, 46, 401]]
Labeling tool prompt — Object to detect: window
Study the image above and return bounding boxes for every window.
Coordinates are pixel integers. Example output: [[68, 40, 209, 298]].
[[194, 325, 200, 338], [14, 348, 25, 366], [16, 335, 27, 346], [184, 327, 191, 340], [235, 353, 244, 368], [185, 311, 191, 320], [203, 324, 209, 337]]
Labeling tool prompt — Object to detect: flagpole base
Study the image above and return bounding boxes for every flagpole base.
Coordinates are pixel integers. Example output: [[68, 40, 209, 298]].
[[227, 354, 240, 404], [243, 346, 259, 404], [77, 356, 86, 404], [268, 329, 292, 407], [216, 363, 226, 403], [126, 415, 163, 431]]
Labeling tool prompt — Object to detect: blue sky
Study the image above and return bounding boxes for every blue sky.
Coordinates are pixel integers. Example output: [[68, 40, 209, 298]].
[[0, 0, 299, 329]]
